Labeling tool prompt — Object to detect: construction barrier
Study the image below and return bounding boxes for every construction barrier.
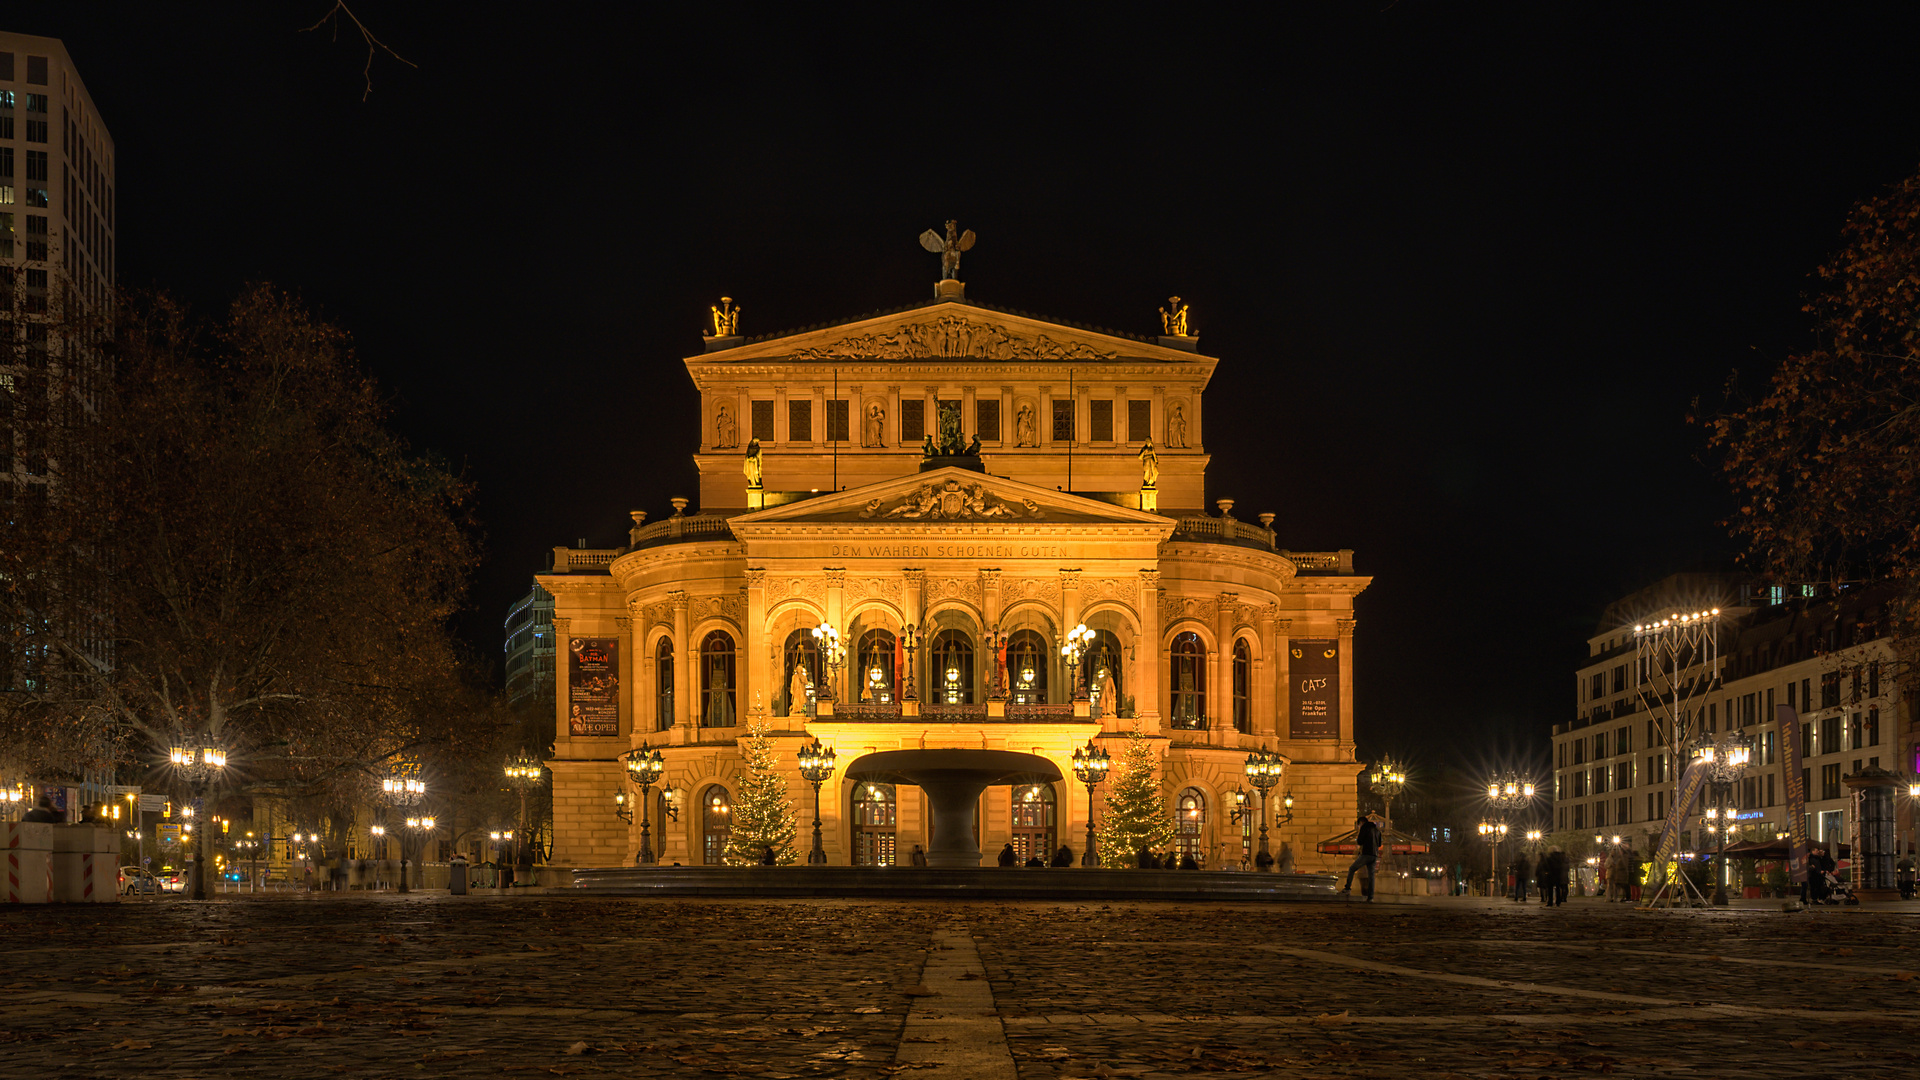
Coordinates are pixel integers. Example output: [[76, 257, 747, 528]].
[[4, 822, 55, 904], [50, 825, 119, 903]]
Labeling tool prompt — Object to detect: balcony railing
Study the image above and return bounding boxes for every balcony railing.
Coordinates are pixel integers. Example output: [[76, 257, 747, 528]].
[[820, 702, 1084, 724]]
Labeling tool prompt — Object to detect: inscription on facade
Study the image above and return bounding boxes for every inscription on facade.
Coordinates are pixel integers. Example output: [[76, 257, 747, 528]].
[[829, 544, 1072, 559]]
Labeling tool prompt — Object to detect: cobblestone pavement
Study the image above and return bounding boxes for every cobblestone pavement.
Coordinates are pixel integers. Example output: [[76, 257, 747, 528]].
[[4, 893, 1919, 1078]]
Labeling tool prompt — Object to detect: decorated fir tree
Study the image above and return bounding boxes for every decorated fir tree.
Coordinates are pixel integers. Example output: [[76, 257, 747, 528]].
[[723, 717, 800, 865], [1096, 727, 1174, 862]]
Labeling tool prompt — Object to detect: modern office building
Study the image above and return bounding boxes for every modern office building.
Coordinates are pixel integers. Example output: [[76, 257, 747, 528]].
[[1557, 574, 1910, 865], [504, 584, 557, 711], [1, 32, 117, 811], [538, 261, 1370, 871]]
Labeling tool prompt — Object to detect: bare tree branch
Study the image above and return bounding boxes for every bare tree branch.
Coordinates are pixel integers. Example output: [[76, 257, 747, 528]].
[[300, 2, 418, 102]]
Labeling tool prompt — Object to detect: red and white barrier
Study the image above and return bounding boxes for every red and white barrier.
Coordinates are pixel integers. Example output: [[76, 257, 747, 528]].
[[51, 826, 119, 903], [4, 822, 55, 904]]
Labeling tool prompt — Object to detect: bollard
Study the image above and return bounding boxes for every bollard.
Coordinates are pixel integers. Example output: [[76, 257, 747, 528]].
[[448, 854, 468, 896]]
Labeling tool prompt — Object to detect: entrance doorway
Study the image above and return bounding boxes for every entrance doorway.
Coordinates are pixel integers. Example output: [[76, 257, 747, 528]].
[[853, 782, 897, 866], [1011, 783, 1056, 863]]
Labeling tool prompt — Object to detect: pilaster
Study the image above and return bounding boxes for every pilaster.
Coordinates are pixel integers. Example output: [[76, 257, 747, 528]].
[[616, 615, 635, 743], [1137, 570, 1162, 732], [1214, 592, 1237, 734], [825, 567, 847, 700], [552, 615, 572, 747], [1337, 617, 1357, 750], [670, 591, 691, 731], [745, 569, 769, 719]]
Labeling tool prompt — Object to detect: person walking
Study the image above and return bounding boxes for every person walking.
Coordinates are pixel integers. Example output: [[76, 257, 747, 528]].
[[23, 795, 60, 823], [1541, 847, 1570, 907], [1511, 852, 1532, 902], [1342, 812, 1382, 900]]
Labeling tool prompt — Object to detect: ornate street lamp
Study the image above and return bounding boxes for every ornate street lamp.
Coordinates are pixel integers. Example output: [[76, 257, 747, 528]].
[[385, 766, 425, 893], [901, 625, 918, 703], [1060, 623, 1094, 701], [1071, 741, 1111, 867], [811, 622, 845, 702], [1696, 731, 1752, 906], [169, 738, 227, 900], [796, 738, 837, 865], [504, 750, 543, 873], [404, 815, 436, 889], [623, 744, 667, 865], [1244, 746, 1286, 871], [1367, 758, 1407, 878], [1480, 775, 1533, 897]]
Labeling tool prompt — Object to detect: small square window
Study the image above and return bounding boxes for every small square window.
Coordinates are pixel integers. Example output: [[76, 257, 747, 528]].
[[26, 151, 47, 183], [26, 57, 48, 86], [24, 188, 46, 208]]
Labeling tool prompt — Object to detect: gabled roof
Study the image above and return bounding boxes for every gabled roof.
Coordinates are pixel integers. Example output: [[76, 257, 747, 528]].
[[728, 467, 1175, 531], [687, 298, 1216, 381]]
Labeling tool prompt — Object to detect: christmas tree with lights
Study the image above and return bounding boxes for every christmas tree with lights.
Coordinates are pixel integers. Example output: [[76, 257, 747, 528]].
[[723, 717, 799, 865], [1096, 727, 1174, 863]]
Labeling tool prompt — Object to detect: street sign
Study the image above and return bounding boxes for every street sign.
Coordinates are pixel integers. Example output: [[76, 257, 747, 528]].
[[156, 824, 182, 847], [139, 794, 168, 813]]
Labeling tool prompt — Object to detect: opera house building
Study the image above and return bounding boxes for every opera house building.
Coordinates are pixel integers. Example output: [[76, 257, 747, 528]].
[[539, 266, 1369, 873]]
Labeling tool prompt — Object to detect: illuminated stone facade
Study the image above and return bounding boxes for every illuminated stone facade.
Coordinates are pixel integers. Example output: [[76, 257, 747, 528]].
[[540, 290, 1369, 871]]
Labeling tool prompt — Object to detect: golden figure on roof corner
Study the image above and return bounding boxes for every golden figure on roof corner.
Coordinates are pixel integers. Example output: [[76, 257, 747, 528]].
[[1159, 296, 1191, 336], [919, 220, 977, 281], [710, 296, 740, 337]]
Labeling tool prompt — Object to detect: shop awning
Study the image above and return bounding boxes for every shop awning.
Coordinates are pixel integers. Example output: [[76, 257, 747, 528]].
[[1316, 826, 1430, 856]]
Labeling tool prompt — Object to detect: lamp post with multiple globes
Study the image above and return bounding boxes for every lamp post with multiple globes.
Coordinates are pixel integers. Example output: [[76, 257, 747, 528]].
[[812, 622, 846, 703], [1697, 731, 1752, 906], [504, 750, 543, 873], [1060, 623, 1094, 702], [1367, 759, 1407, 878], [623, 744, 667, 865], [169, 740, 227, 900], [1244, 747, 1287, 871], [797, 739, 838, 865], [1479, 776, 1534, 897], [1071, 741, 1111, 867], [383, 768, 425, 893]]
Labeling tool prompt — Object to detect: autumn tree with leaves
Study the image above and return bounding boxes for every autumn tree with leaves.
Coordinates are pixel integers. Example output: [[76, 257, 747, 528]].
[[1707, 163, 1920, 674]]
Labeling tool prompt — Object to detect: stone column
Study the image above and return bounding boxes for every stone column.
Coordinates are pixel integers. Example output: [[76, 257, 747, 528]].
[[811, 386, 826, 448], [670, 591, 691, 732], [903, 569, 926, 717], [1337, 617, 1357, 749], [1136, 571, 1161, 732], [1062, 570, 1086, 716], [825, 568, 846, 701], [1214, 592, 1237, 737], [634, 602, 656, 736], [999, 386, 1014, 448], [1039, 385, 1054, 448], [1256, 606, 1279, 738], [887, 386, 901, 446], [745, 570, 768, 722], [773, 388, 788, 448], [961, 385, 976, 440], [923, 386, 939, 444], [1151, 387, 1165, 452], [1189, 386, 1202, 450], [616, 614, 635, 743], [1076, 383, 1091, 448], [552, 615, 573, 745]]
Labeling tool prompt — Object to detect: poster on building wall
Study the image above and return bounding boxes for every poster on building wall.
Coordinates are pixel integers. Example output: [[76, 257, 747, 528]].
[[568, 637, 620, 737], [1288, 639, 1339, 739]]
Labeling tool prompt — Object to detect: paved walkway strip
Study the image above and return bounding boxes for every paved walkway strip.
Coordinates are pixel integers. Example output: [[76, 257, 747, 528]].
[[894, 925, 1017, 1079]]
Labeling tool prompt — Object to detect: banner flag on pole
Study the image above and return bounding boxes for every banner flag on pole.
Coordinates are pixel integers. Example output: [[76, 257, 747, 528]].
[[1777, 702, 1810, 886], [1653, 757, 1711, 871]]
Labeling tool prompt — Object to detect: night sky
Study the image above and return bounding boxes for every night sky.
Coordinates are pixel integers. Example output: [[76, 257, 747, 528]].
[[20, 6, 1920, 777]]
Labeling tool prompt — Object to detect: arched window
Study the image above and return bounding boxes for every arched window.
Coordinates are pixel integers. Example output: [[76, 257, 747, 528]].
[[852, 782, 897, 866], [700, 631, 735, 727], [1008, 630, 1048, 705], [1170, 632, 1205, 729], [654, 636, 675, 732], [1232, 638, 1252, 733], [701, 786, 731, 865], [1086, 630, 1123, 718], [931, 629, 974, 705], [1176, 787, 1206, 865], [782, 629, 822, 717], [1010, 783, 1057, 863], [857, 629, 896, 703]]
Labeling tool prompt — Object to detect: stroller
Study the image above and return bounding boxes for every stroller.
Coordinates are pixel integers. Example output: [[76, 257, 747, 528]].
[[1809, 869, 1855, 906]]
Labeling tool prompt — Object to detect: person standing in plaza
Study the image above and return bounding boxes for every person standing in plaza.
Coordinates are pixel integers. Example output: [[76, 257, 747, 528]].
[[909, 845, 929, 867], [1343, 812, 1382, 899], [1511, 852, 1532, 902], [997, 843, 1018, 867], [1541, 847, 1569, 907], [1050, 845, 1072, 867]]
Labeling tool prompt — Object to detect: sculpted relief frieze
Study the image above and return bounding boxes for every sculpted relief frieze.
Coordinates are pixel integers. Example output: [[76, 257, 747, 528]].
[[858, 478, 1043, 522], [790, 314, 1117, 363], [1159, 594, 1218, 627], [1078, 577, 1136, 607], [925, 576, 984, 608], [763, 577, 828, 607], [690, 593, 745, 627], [1000, 576, 1062, 607]]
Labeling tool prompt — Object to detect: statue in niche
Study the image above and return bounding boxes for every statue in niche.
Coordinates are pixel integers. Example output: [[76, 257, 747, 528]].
[[918, 220, 977, 281], [742, 438, 763, 489], [715, 403, 737, 449], [787, 663, 812, 718], [864, 402, 886, 447], [1166, 402, 1188, 449], [1139, 439, 1158, 488], [1015, 403, 1037, 447], [1159, 296, 1191, 336]]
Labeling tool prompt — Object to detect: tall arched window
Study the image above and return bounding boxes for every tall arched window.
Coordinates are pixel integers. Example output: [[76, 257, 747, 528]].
[[700, 630, 736, 727], [1170, 631, 1205, 729], [701, 786, 731, 865], [1232, 638, 1251, 733], [1008, 629, 1048, 704], [782, 629, 821, 717], [1010, 783, 1057, 863], [852, 782, 897, 865], [1176, 787, 1206, 865], [1086, 630, 1123, 718], [931, 629, 974, 705], [654, 636, 674, 732], [856, 629, 896, 703]]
